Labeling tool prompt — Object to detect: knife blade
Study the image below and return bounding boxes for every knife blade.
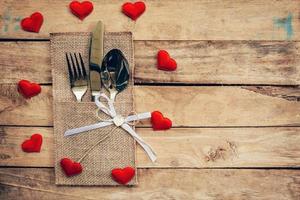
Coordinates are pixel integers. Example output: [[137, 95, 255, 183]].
[[89, 21, 104, 101]]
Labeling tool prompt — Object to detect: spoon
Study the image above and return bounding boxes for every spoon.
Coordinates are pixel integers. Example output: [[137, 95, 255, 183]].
[[100, 49, 130, 101]]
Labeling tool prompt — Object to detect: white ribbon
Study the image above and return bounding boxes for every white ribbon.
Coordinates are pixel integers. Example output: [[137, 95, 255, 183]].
[[64, 93, 157, 162]]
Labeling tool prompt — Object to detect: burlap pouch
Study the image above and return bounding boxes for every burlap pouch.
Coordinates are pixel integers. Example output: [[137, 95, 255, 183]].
[[50, 32, 136, 185]]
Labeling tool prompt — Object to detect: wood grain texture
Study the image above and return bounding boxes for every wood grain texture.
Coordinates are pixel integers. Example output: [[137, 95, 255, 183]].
[[0, 85, 299, 126], [136, 86, 300, 127], [0, 127, 53, 167], [0, 84, 52, 126], [135, 41, 300, 85], [0, 41, 300, 85], [0, 42, 51, 84], [0, 168, 300, 200], [1, 126, 300, 168], [242, 86, 300, 101], [0, 0, 299, 198], [0, 0, 299, 40]]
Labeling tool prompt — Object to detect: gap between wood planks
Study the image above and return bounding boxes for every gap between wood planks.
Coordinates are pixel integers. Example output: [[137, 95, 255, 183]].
[[0, 0, 299, 41], [39, 83, 300, 87], [1, 166, 300, 170], [2, 125, 300, 128], [0, 168, 300, 200]]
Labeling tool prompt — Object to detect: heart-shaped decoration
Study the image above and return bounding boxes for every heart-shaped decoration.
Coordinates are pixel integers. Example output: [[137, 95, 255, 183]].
[[111, 167, 135, 185], [21, 134, 43, 153], [122, 1, 146, 20], [20, 12, 44, 33], [60, 158, 83, 177], [151, 111, 172, 131], [18, 80, 41, 99], [69, 1, 93, 20], [157, 50, 177, 71]]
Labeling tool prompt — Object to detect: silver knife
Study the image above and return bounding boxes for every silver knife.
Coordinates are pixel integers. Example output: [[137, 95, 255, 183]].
[[89, 21, 104, 101]]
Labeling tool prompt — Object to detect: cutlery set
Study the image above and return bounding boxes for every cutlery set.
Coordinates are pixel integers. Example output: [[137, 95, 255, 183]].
[[51, 29, 140, 185], [66, 21, 130, 102]]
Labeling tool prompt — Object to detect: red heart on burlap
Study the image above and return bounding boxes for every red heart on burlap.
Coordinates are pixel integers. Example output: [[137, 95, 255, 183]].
[[122, 1, 146, 20], [157, 50, 177, 71], [69, 1, 93, 20], [111, 167, 135, 185], [20, 12, 43, 33], [151, 111, 172, 131], [60, 158, 83, 177], [18, 80, 41, 99], [21, 134, 43, 153]]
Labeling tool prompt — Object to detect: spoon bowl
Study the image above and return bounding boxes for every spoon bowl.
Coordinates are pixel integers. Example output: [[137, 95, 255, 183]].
[[100, 49, 130, 100]]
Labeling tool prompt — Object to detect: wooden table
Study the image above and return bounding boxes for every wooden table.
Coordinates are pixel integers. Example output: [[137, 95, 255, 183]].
[[0, 0, 300, 199]]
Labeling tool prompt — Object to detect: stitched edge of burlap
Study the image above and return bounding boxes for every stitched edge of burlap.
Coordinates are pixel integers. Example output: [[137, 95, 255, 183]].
[[50, 32, 137, 186]]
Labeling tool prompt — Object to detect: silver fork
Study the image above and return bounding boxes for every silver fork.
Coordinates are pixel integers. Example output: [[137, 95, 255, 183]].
[[65, 53, 88, 102]]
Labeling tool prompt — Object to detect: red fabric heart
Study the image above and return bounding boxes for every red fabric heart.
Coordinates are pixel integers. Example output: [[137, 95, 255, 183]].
[[21, 134, 43, 153], [69, 1, 93, 20], [151, 111, 172, 131], [111, 167, 135, 185], [122, 1, 146, 20], [20, 12, 43, 33], [157, 50, 177, 71], [60, 158, 83, 177], [18, 80, 41, 99]]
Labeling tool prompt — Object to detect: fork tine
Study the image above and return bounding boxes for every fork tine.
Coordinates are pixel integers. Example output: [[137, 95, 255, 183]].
[[69, 53, 78, 80], [74, 53, 83, 79], [65, 53, 74, 85], [79, 53, 87, 79]]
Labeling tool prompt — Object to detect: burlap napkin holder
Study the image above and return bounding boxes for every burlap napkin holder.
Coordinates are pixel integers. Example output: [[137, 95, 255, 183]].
[[50, 32, 137, 186]]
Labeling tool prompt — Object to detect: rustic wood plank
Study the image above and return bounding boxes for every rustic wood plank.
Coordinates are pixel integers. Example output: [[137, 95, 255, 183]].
[[0, 168, 299, 199], [0, 85, 299, 126], [0, 0, 299, 40], [137, 127, 300, 168], [136, 86, 300, 127], [134, 41, 300, 85], [1, 41, 299, 85], [1, 126, 300, 168], [0, 84, 52, 126], [0, 127, 53, 167], [0, 42, 51, 84]]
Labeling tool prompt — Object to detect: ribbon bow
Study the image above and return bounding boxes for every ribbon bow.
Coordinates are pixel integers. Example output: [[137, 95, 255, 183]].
[[64, 93, 157, 162]]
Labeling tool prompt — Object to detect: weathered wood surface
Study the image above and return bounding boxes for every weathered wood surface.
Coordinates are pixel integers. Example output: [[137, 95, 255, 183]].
[[0, 84, 52, 126], [135, 41, 300, 85], [0, 0, 299, 40], [0, 42, 51, 84], [1, 168, 299, 200], [0, 1, 299, 199], [1, 41, 300, 85], [0, 85, 299, 127], [1, 126, 300, 168]]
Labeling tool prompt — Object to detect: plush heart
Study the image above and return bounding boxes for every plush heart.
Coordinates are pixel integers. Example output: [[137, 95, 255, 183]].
[[21, 134, 43, 153], [69, 1, 93, 20], [18, 80, 41, 99], [122, 1, 146, 20], [157, 50, 177, 71], [20, 12, 43, 33], [151, 111, 172, 130], [60, 158, 83, 177], [111, 167, 135, 185]]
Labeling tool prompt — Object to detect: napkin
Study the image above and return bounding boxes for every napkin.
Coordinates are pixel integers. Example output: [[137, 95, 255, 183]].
[[50, 32, 136, 185]]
